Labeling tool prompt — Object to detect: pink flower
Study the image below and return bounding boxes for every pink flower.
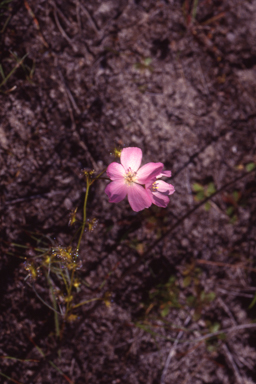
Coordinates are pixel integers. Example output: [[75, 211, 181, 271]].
[[146, 171, 175, 208], [156, 170, 172, 179], [105, 147, 164, 212]]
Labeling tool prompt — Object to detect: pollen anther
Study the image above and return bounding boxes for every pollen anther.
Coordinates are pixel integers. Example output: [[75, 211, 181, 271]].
[[125, 170, 137, 185]]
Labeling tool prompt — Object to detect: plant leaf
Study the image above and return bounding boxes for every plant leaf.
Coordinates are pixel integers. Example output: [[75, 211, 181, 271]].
[[192, 183, 204, 192], [246, 162, 255, 172], [249, 292, 256, 309]]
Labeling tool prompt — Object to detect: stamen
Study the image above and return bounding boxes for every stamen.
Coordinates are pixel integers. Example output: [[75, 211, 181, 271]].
[[151, 182, 158, 192], [125, 169, 137, 185]]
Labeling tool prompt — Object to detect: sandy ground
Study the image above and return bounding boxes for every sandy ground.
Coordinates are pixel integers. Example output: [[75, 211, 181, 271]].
[[1, 1, 256, 383]]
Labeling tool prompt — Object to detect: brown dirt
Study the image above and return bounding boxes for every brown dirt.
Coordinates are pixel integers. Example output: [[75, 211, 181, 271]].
[[1, 0, 256, 383]]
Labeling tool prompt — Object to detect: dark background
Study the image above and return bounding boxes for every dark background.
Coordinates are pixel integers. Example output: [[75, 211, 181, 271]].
[[0, 0, 256, 383]]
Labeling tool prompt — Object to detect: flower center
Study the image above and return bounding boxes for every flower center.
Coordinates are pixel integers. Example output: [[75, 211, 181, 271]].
[[125, 168, 137, 185], [151, 182, 158, 192]]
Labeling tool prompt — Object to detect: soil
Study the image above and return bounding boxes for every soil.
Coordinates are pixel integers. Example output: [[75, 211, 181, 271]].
[[1, 0, 256, 383]]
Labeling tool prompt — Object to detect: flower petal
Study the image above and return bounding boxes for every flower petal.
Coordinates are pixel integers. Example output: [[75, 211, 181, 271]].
[[120, 147, 142, 172], [155, 180, 175, 195], [152, 191, 170, 208], [105, 180, 128, 203], [136, 162, 163, 184], [127, 184, 152, 212], [106, 162, 125, 180], [156, 170, 172, 179]]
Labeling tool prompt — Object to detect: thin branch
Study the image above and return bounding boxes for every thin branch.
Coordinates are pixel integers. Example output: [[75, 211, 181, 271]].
[[146, 168, 256, 257], [161, 316, 191, 384], [27, 282, 61, 315], [222, 344, 244, 384], [57, 66, 81, 114], [79, 3, 99, 35], [218, 297, 237, 326], [75, 0, 82, 31], [116, 168, 256, 285], [197, 259, 256, 273], [52, 3, 77, 52], [217, 287, 254, 299], [180, 323, 256, 347], [24, 0, 49, 47]]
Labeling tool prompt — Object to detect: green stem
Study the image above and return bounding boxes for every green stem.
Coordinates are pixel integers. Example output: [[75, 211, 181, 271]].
[[76, 168, 107, 252], [65, 268, 75, 317], [89, 167, 107, 186], [44, 272, 61, 338], [65, 169, 106, 317], [59, 270, 69, 294], [76, 175, 90, 253], [71, 297, 101, 310]]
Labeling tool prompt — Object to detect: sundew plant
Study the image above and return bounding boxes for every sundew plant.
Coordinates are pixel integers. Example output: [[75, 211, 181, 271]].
[[23, 147, 175, 336]]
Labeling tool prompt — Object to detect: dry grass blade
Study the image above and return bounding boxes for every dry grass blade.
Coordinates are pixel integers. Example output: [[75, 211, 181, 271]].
[[0, 53, 28, 88], [24, 0, 48, 47], [27, 336, 74, 384], [0, 372, 24, 384]]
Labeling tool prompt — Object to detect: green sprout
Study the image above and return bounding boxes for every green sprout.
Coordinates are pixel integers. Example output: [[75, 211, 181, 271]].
[[182, 262, 216, 321], [222, 190, 242, 224], [192, 181, 216, 211], [147, 276, 181, 318], [134, 57, 153, 72], [246, 162, 255, 172]]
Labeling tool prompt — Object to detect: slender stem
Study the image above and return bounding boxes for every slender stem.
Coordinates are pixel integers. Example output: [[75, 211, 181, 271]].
[[65, 169, 106, 317], [64, 175, 90, 318], [59, 270, 69, 294], [65, 268, 75, 317], [89, 167, 107, 186], [27, 282, 61, 315], [71, 297, 101, 310], [76, 175, 90, 253], [47, 278, 60, 338]]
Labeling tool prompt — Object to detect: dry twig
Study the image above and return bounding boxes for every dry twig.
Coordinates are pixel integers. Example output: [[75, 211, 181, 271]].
[[57, 66, 81, 115], [196, 259, 256, 273], [24, 0, 49, 47], [180, 323, 256, 348], [79, 3, 99, 35], [161, 316, 191, 384], [222, 344, 244, 384], [52, 2, 77, 52]]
